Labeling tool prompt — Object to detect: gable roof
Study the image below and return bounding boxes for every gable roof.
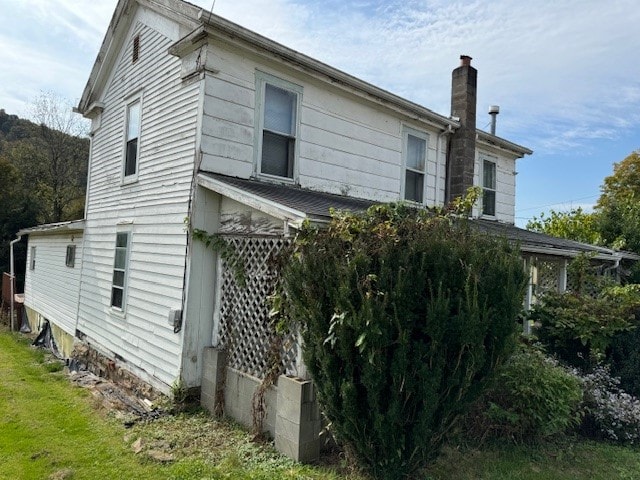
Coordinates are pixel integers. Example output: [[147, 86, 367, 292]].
[[198, 172, 635, 262], [76, 1, 530, 157], [76, 0, 202, 115]]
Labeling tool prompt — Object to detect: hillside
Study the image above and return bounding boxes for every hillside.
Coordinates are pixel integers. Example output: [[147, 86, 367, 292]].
[[0, 107, 89, 289]]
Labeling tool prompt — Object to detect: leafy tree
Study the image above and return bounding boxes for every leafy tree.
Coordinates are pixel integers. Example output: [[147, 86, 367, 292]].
[[595, 150, 640, 252], [0, 94, 89, 287], [526, 208, 602, 245], [27, 92, 89, 223], [283, 203, 526, 479]]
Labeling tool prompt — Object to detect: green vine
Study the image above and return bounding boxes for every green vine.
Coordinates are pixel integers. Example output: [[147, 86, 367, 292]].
[[192, 228, 247, 288]]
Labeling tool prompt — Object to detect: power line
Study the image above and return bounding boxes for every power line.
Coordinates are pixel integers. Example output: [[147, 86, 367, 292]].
[[515, 194, 599, 213]]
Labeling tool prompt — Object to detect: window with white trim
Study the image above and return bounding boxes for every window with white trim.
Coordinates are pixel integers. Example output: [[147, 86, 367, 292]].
[[30, 246, 36, 270], [110, 232, 130, 310], [65, 245, 76, 268], [124, 100, 141, 179], [403, 128, 428, 203], [256, 73, 301, 179], [482, 159, 497, 216]]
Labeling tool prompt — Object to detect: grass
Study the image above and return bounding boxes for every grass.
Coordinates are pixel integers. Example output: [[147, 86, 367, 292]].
[[0, 328, 357, 480], [2, 324, 640, 479]]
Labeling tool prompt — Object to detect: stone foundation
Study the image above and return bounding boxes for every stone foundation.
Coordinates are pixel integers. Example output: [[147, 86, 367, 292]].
[[71, 342, 163, 403], [201, 346, 323, 463]]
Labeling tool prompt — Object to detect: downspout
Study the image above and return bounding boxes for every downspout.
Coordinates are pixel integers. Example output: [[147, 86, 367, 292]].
[[435, 124, 454, 206], [9, 235, 22, 331]]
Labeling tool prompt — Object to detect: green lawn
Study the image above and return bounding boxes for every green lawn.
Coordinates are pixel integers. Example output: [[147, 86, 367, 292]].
[[0, 330, 354, 480], [2, 327, 640, 480]]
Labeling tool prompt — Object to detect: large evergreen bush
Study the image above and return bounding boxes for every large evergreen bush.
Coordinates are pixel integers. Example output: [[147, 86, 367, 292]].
[[283, 204, 526, 479]]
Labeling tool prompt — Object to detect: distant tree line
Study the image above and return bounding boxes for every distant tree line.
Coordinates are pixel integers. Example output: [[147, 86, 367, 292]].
[[527, 150, 640, 262], [0, 93, 89, 289]]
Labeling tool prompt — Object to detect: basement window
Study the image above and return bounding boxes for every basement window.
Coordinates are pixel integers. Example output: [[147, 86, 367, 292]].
[[402, 127, 428, 204], [133, 35, 140, 63], [482, 159, 497, 216]]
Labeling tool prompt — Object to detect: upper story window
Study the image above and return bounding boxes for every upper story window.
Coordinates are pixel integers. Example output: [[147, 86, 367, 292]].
[[402, 127, 428, 203], [65, 245, 76, 268], [124, 99, 141, 181], [482, 159, 497, 216], [256, 73, 302, 180], [111, 232, 131, 310]]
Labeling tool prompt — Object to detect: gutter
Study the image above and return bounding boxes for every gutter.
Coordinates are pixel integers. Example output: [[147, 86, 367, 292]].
[[435, 124, 455, 205], [9, 236, 22, 331]]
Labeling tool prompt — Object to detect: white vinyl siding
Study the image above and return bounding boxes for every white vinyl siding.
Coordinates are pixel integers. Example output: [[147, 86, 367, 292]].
[[23, 233, 83, 336], [198, 41, 443, 205], [77, 11, 199, 392]]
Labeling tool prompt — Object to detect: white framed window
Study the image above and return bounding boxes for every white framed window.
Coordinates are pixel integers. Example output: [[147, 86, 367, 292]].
[[110, 231, 131, 310], [30, 246, 36, 270], [123, 99, 141, 182], [402, 127, 428, 203], [482, 158, 497, 216], [65, 245, 76, 268], [255, 72, 302, 180]]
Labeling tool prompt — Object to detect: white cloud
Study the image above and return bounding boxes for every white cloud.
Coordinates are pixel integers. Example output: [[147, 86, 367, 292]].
[[0, 0, 639, 154]]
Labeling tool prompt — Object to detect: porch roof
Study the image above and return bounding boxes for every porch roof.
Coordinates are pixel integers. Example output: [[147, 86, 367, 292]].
[[17, 219, 85, 237], [197, 173, 637, 262]]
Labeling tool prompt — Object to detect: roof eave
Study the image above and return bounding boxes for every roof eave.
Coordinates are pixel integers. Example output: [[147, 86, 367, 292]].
[[185, 12, 459, 131], [477, 130, 533, 158], [77, 0, 202, 116], [18, 220, 86, 237], [196, 174, 310, 228]]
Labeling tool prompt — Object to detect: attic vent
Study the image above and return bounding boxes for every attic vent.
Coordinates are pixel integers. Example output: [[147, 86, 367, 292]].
[[132, 35, 140, 63]]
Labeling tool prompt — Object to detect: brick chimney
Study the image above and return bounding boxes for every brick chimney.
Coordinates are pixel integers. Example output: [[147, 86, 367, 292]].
[[446, 55, 477, 203]]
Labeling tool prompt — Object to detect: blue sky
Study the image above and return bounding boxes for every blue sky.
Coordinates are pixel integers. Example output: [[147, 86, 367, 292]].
[[1, 0, 639, 226]]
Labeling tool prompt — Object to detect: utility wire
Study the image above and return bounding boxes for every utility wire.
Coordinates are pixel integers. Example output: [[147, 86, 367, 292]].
[[515, 194, 599, 213]]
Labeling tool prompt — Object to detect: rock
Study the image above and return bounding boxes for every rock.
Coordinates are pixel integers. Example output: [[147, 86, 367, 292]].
[[146, 449, 174, 463], [132, 437, 144, 454]]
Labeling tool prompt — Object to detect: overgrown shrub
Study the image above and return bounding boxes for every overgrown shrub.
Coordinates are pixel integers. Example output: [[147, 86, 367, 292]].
[[530, 256, 639, 371], [580, 365, 640, 443], [283, 203, 526, 479], [606, 285, 640, 396], [530, 291, 634, 369], [465, 342, 582, 442]]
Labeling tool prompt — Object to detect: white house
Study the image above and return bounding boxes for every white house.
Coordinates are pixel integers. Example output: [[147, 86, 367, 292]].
[[16, 0, 634, 462]]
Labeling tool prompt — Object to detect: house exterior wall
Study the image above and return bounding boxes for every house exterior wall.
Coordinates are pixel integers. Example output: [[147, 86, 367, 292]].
[[197, 39, 447, 209], [194, 38, 522, 223], [76, 6, 200, 392], [23, 232, 83, 349]]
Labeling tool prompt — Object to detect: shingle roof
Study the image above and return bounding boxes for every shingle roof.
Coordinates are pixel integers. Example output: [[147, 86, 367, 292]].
[[200, 172, 375, 218], [200, 173, 637, 261]]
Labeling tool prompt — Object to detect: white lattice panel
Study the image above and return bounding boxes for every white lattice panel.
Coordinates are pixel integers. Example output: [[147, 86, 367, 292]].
[[536, 259, 562, 296], [217, 235, 297, 379]]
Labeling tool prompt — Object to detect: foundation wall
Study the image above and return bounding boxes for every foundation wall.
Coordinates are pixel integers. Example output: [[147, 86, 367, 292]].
[[201, 346, 323, 462]]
